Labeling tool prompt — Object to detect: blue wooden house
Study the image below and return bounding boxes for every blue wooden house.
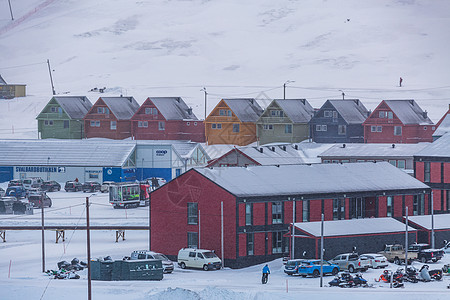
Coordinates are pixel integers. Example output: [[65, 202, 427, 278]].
[[309, 99, 369, 143]]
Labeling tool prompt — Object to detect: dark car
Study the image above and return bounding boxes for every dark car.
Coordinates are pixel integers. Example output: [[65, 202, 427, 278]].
[[41, 181, 61, 192], [65, 181, 82, 192], [82, 181, 101, 193], [5, 186, 27, 199], [8, 179, 23, 187], [408, 243, 444, 263], [28, 193, 52, 208]]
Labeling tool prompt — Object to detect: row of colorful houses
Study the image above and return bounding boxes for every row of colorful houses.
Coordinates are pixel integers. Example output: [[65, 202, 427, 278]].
[[36, 96, 450, 146]]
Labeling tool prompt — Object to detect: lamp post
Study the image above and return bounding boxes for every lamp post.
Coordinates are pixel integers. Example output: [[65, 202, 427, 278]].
[[47, 157, 50, 180], [283, 80, 294, 99], [8, 0, 14, 20], [201, 87, 207, 120]]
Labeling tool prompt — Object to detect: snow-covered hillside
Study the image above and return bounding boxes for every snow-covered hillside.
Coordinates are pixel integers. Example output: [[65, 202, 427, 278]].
[[1, 0, 450, 139]]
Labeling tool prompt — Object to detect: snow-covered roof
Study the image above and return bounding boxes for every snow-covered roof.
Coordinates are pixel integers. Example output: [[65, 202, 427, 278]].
[[415, 132, 450, 157], [294, 217, 416, 237], [0, 139, 135, 167], [328, 99, 369, 124], [195, 161, 429, 197], [0, 75, 6, 85], [223, 99, 263, 122], [433, 113, 450, 137], [273, 99, 315, 123], [408, 213, 450, 230], [149, 97, 198, 120], [384, 100, 433, 125], [53, 96, 92, 119], [319, 143, 430, 158], [100, 97, 140, 120]]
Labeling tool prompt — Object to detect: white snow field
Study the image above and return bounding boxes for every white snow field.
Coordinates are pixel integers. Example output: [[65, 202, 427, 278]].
[[1, 186, 450, 300]]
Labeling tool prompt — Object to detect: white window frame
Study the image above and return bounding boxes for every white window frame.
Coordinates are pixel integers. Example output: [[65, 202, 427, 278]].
[[158, 121, 165, 131], [324, 110, 332, 117], [110, 121, 117, 130], [394, 126, 402, 136], [263, 124, 273, 130]]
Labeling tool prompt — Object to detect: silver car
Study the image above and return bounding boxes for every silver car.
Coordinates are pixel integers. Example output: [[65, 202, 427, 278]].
[[360, 253, 388, 269]]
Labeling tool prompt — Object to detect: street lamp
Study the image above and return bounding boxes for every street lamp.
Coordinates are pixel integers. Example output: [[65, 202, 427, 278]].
[[201, 87, 207, 120], [47, 157, 50, 180], [283, 80, 295, 99]]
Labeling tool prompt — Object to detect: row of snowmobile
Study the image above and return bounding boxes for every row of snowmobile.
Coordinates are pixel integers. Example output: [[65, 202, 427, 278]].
[[329, 264, 443, 288]]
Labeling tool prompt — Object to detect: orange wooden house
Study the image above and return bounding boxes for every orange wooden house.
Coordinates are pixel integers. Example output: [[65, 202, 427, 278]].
[[205, 98, 263, 146]]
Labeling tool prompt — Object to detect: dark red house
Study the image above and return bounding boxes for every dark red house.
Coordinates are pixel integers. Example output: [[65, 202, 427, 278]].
[[414, 133, 450, 212], [363, 100, 435, 144], [149, 162, 430, 268], [131, 97, 205, 142], [84, 96, 139, 140]]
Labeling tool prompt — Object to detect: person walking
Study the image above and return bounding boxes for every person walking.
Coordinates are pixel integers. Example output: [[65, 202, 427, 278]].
[[399, 77, 403, 87], [262, 264, 270, 284]]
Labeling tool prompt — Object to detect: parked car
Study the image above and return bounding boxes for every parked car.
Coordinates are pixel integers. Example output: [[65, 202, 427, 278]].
[[284, 259, 339, 277], [177, 248, 222, 271], [408, 243, 444, 263], [65, 181, 82, 192], [82, 181, 101, 193], [5, 186, 27, 199], [128, 250, 174, 273], [0, 187, 5, 197], [8, 179, 23, 187], [22, 177, 44, 190], [143, 177, 167, 190], [100, 181, 115, 193], [360, 253, 388, 269], [26, 188, 44, 198], [41, 181, 61, 192], [28, 193, 52, 208], [379, 244, 418, 265], [330, 253, 370, 273]]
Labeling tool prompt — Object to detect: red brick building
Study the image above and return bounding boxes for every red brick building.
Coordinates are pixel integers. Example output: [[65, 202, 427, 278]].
[[149, 162, 430, 268], [363, 100, 435, 143], [414, 133, 450, 212], [84, 96, 139, 140], [131, 97, 205, 142]]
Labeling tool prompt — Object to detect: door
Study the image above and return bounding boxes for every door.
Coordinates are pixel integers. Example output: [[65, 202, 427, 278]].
[[187, 252, 196, 268], [194, 252, 205, 268]]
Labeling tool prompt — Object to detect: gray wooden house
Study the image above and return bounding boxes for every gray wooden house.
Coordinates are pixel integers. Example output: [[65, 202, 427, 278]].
[[37, 96, 92, 139], [256, 99, 315, 145]]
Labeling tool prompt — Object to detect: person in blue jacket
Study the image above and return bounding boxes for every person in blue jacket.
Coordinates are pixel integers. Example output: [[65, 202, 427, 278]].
[[262, 264, 270, 284]]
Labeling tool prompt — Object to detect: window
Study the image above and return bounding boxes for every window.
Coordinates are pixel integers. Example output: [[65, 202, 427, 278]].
[[194, 122, 198, 126], [447, 191, 450, 213], [272, 232, 283, 254], [316, 125, 327, 131], [187, 232, 198, 248], [44, 120, 54, 126], [247, 233, 254, 256], [302, 200, 309, 222], [245, 203, 252, 226], [271, 110, 284, 117], [332, 199, 344, 220], [413, 195, 419, 216], [138, 121, 148, 128], [97, 107, 109, 114], [233, 124, 240, 133], [323, 160, 331, 163], [50, 107, 57, 113], [388, 160, 396, 166], [187, 202, 198, 224], [338, 125, 346, 135], [263, 124, 273, 130], [388, 111, 393, 119], [322, 125, 327, 131], [90, 120, 100, 127], [397, 160, 405, 169], [227, 110, 232, 116], [394, 126, 402, 136], [186, 122, 190, 126], [144, 107, 157, 115], [350, 197, 363, 219], [285, 124, 292, 134], [424, 162, 430, 182], [379, 111, 387, 118], [89, 172, 99, 179], [324, 110, 332, 117], [387, 196, 393, 217], [211, 123, 222, 129], [272, 202, 282, 224], [371, 126, 382, 132], [63, 120, 69, 129], [110, 121, 117, 130], [332, 111, 338, 119], [219, 109, 226, 116], [424, 126, 427, 130], [158, 121, 165, 131]]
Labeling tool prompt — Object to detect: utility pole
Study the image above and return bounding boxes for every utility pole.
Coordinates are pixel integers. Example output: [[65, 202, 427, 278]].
[[431, 191, 435, 248], [148, 192, 151, 250], [86, 197, 92, 300], [221, 201, 224, 269], [47, 59, 56, 95], [405, 206, 408, 274], [8, 0, 14, 20], [41, 200, 45, 273], [320, 213, 324, 287], [201, 87, 207, 120], [291, 199, 295, 259], [283, 80, 294, 99]]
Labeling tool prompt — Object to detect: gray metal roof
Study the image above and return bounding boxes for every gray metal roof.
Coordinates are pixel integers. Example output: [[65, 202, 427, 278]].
[[54, 96, 92, 119], [0, 139, 135, 167], [273, 99, 315, 123], [433, 113, 450, 137], [0, 75, 6, 85], [415, 132, 450, 157], [384, 100, 433, 125], [149, 97, 198, 120], [100, 97, 140, 120], [223, 99, 263, 122], [327, 99, 369, 124], [195, 162, 429, 197], [294, 217, 416, 237], [319, 143, 430, 158], [408, 213, 450, 230]]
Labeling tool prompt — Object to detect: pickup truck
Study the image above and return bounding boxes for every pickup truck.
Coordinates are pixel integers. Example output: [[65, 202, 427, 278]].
[[330, 253, 370, 273], [378, 244, 418, 265], [408, 243, 444, 263]]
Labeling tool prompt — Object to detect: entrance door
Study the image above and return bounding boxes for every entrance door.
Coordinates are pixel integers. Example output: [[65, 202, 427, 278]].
[[365, 197, 377, 218]]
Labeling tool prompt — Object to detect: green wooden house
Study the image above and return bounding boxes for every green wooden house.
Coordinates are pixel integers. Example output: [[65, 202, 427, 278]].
[[37, 96, 92, 139], [256, 99, 315, 145]]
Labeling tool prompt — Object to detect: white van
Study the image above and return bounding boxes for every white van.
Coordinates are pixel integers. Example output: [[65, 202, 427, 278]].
[[22, 177, 44, 190], [177, 248, 222, 271], [129, 250, 174, 273]]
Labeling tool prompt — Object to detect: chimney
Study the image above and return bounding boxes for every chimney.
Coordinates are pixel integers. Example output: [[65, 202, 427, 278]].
[[354, 99, 359, 105], [282, 145, 286, 151], [423, 110, 428, 119], [301, 99, 305, 105], [367, 110, 372, 117], [259, 148, 264, 153], [409, 100, 414, 106], [176, 97, 181, 103], [271, 146, 275, 152], [187, 107, 193, 115]]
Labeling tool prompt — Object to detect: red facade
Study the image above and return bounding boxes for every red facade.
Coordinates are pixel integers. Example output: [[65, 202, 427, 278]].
[[363, 101, 434, 143], [131, 98, 205, 142], [415, 160, 450, 213]]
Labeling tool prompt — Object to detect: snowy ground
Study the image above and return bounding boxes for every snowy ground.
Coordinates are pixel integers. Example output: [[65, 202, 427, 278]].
[[1, 184, 450, 299]]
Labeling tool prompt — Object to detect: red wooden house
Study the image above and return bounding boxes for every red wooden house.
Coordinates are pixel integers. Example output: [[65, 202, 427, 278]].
[[149, 162, 430, 268], [131, 97, 205, 142], [84, 96, 139, 140], [432, 104, 450, 140], [363, 100, 435, 143]]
